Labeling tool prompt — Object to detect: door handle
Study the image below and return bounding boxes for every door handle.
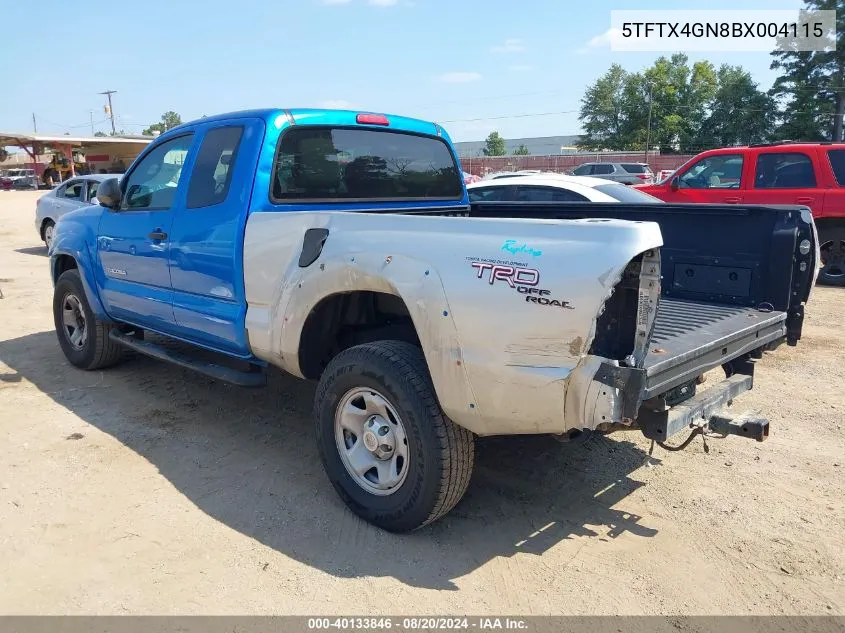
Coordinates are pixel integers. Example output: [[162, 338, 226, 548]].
[[796, 197, 814, 204], [148, 230, 168, 240], [724, 197, 741, 203]]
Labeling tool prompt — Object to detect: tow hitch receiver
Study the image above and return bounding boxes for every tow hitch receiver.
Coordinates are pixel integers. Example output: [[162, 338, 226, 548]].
[[639, 373, 770, 444], [708, 413, 769, 442]]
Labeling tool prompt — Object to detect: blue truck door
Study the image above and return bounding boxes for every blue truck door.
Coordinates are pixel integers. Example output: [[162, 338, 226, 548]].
[[97, 133, 196, 330], [167, 118, 264, 356]]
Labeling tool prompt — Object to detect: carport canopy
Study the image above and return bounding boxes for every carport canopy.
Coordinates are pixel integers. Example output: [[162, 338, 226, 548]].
[[0, 131, 152, 181]]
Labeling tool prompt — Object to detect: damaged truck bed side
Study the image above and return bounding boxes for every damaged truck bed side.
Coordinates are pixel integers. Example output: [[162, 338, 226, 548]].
[[463, 201, 818, 445]]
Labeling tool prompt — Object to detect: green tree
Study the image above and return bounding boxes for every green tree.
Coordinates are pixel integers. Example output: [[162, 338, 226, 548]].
[[770, 0, 844, 140], [579, 55, 774, 153], [634, 54, 717, 153], [93, 131, 107, 137], [580, 55, 717, 153], [578, 64, 629, 150], [512, 144, 530, 155], [482, 131, 506, 156], [142, 111, 183, 136], [696, 66, 775, 147]]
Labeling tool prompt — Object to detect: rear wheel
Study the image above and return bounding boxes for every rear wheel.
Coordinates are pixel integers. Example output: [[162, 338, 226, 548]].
[[315, 340, 475, 532], [817, 226, 845, 287], [53, 269, 124, 369], [42, 220, 55, 249]]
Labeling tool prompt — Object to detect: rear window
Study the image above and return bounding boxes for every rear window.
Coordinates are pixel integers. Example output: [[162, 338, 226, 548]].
[[593, 183, 663, 203], [620, 163, 651, 174], [754, 152, 816, 189], [827, 150, 845, 186], [271, 127, 462, 202]]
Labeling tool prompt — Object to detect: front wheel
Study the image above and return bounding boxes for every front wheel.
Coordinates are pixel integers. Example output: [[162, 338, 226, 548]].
[[42, 220, 55, 249], [315, 340, 475, 532], [818, 226, 845, 287], [53, 269, 124, 369]]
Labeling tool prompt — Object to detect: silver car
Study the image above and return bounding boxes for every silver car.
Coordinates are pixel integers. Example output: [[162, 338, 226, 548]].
[[570, 162, 654, 185], [35, 174, 117, 249]]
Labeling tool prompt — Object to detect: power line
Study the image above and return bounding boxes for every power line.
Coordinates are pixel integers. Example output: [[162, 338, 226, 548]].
[[33, 114, 112, 131], [439, 109, 581, 124]]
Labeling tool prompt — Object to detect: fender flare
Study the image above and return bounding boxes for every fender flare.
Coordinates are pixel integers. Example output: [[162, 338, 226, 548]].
[[51, 232, 110, 322], [272, 252, 485, 432]]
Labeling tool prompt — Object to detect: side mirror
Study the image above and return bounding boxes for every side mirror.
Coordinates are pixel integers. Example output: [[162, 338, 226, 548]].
[[670, 176, 680, 192], [96, 178, 121, 210]]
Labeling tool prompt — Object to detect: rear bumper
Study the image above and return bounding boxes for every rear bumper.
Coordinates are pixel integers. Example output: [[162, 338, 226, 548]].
[[589, 321, 779, 443], [638, 372, 768, 442]]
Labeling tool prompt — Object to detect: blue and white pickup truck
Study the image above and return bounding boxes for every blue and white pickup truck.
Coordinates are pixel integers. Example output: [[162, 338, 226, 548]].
[[49, 108, 818, 531]]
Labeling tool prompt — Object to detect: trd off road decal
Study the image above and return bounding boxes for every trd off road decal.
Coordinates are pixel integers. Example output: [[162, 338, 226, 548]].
[[467, 257, 574, 309], [519, 287, 573, 309], [470, 261, 539, 287]]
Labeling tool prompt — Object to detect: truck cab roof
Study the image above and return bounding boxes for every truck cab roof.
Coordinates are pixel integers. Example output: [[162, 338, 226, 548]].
[[164, 108, 445, 140]]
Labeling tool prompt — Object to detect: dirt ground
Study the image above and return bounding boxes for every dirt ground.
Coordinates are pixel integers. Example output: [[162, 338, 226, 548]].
[[0, 189, 842, 615]]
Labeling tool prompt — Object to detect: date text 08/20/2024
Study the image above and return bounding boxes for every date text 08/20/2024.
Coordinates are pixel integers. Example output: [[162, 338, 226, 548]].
[[307, 617, 528, 630]]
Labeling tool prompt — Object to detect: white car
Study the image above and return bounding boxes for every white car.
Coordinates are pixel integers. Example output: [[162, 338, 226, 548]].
[[467, 174, 664, 203], [482, 169, 543, 181], [2, 168, 37, 190], [35, 174, 118, 249]]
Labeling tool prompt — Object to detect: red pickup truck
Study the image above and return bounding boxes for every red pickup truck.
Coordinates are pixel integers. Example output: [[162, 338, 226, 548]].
[[637, 142, 844, 286]]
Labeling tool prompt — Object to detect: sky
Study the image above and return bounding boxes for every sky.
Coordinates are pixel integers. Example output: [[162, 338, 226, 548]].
[[2, 0, 805, 143]]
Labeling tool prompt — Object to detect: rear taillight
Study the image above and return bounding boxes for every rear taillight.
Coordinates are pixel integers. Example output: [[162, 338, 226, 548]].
[[356, 113, 390, 126], [638, 173, 650, 180]]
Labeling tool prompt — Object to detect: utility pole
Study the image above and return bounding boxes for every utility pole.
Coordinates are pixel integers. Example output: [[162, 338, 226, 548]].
[[644, 81, 654, 165], [32, 113, 37, 133], [89, 110, 95, 136], [100, 90, 117, 135]]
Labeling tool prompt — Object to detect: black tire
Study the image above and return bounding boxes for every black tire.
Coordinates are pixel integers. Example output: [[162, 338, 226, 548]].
[[53, 269, 124, 370], [315, 340, 474, 532], [817, 225, 845, 287], [41, 220, 55, 249]]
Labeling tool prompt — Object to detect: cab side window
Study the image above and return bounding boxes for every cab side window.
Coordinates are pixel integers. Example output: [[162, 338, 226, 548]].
[[679, 154, 743, 189], [86, 180, 100, 201], [187, 126, 244, 209], [754, 152, 816, 189], [122, 135, 194, 210], [592, 164, 614, 175], [62, 180, 84, 200]]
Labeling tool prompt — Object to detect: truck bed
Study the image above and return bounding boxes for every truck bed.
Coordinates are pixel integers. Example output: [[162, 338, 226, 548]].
[[458, 201, 816, 407]]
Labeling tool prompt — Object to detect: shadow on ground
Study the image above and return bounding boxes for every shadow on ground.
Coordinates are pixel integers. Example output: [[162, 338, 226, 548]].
[[15, 246, 47, 257], [0, 330, 659, 589]]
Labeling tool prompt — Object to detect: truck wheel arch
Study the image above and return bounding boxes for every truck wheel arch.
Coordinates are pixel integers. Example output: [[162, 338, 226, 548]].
[[52, 254, 78, 284], [50, 250, 111, 322], [273, 259, 483, 433], [297, 291, 421, 380]]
